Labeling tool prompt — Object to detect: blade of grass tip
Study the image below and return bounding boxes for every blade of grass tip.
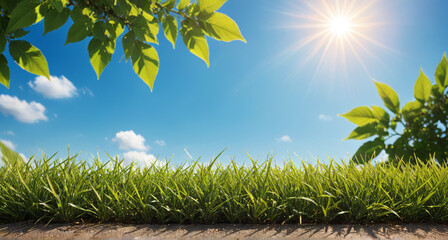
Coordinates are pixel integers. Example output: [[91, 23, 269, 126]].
[[184, 148, 194, 161], [105, 152, 116, 162], [208, 148, 227, 172], [244, 151, 259, 168], [47, 152, 58, 162]]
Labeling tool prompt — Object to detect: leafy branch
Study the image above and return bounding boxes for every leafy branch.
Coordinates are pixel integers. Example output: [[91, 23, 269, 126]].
[[340, 54, 448, 165], [0, 0, 246, 91]]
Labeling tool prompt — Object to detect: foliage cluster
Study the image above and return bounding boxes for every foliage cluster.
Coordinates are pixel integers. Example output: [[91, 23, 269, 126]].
[[0, 0, 245, 90], [1, 149, 448, 224], [340, 54, 448, 164]]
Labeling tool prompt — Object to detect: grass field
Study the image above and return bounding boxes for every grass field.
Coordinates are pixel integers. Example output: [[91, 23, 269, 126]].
[[1, 153, 447, 224]]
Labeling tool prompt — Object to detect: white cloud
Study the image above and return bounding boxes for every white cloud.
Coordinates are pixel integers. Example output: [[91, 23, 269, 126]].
[[112, 130, 148, 151], [277, 135, 292, 143], [4, 131, 14, 136], [0, 95, 48, 123], [155, 140, 166, 146], [318, 114, 333, 121], [0, 139, 15, 150], [123, 151, 164, 167], [28, 75, 77, 99]]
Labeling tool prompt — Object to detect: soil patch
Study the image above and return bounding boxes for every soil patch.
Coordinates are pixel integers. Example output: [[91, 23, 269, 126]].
[[1, 222, 447, 239]]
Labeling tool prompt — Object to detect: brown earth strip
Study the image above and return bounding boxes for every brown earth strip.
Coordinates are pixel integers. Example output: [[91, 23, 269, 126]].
[[1, 222, 447, 240]]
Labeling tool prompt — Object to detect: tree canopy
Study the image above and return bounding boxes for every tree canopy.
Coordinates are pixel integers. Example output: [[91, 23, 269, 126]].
[[0, 0, 245, 91]]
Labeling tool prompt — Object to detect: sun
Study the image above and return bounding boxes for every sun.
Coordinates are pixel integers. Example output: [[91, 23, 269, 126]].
[[329, 16, 353, 36], [279, 0, 390, 77]]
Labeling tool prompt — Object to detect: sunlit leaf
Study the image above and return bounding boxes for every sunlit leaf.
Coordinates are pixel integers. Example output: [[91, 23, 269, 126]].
[[373, 80, 400, 114], [198, 0, 227, 14], [9, 40, 50, 80], [180, 20, 209, 66], [129, 13, 159, 44], [129, 40, 159, 91], [0, 54, 10, 88], [88, 38, 115, 79], [339, 106, 377, 126], [177, 0, 190, 10], [371, 106, 389, 127], [435, 53, 448, 92], [345, 123, 378, 140], [202, 12, 246, 42], [162, 15, 178, 49], [414, 68, 432, 103]]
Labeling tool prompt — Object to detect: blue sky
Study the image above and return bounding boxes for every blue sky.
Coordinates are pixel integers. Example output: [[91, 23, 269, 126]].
[[1, 0, 448, 165]]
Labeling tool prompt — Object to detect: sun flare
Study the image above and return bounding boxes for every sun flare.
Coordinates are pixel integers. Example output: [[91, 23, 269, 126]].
[[329, 16, 352, 36], [281, 0, 390, 77]]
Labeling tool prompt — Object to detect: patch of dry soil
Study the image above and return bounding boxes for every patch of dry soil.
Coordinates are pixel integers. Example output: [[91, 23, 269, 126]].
[[1, 222, 447, 239]]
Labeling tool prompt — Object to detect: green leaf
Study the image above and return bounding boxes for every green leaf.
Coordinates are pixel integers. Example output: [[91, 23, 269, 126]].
[[373, 80, 400, 114], [0, 141, 24, 166], [129, 40, 159, 91], [162, 0, 176, 9], [414, 68, 432, 103], [70, 6, 96, 23], [9, 40, 50, 80], [6, 1, 43, 33], [93, 21, 108, 41], [0, 0, 19, 13], [180, 20, 209, 66], [162, 15, 178, 49], [51, 0, 69, 13], [186, 3, 200, 16], [352, 138, 384, 164], [106, 19, 124, 39], [401, 101, 421, 122], [339, 106, 377, 126], [10, 29, 30, 39], [202, 12, 246, 42], [122, 31, 136, 61], [371, 106, 390, 127], [88, 38, 115, 79], [345, 123, 378, 140], [177, 0, 190, 10], [198, 0, 227, 14], [0, 36, 6, 53], [435, 53, 448, 92], [65, 21, 92, 44], [44, 8, 70, 35], [0, 54, 10, 88], [129, 13, 159, 44]]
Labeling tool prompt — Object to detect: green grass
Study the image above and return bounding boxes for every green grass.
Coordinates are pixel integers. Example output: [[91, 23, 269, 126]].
[[1, 152, 448, 224]]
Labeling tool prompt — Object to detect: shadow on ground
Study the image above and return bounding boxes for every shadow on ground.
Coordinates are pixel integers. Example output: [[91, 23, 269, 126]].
[[1, 222, 447, 239]]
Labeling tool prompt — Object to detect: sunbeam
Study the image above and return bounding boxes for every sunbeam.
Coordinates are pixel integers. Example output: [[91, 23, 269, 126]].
[[280, 0, 392, 79]]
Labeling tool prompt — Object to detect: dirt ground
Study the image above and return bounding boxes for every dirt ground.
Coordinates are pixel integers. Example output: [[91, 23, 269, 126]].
[[0, 222, 447, 239]]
